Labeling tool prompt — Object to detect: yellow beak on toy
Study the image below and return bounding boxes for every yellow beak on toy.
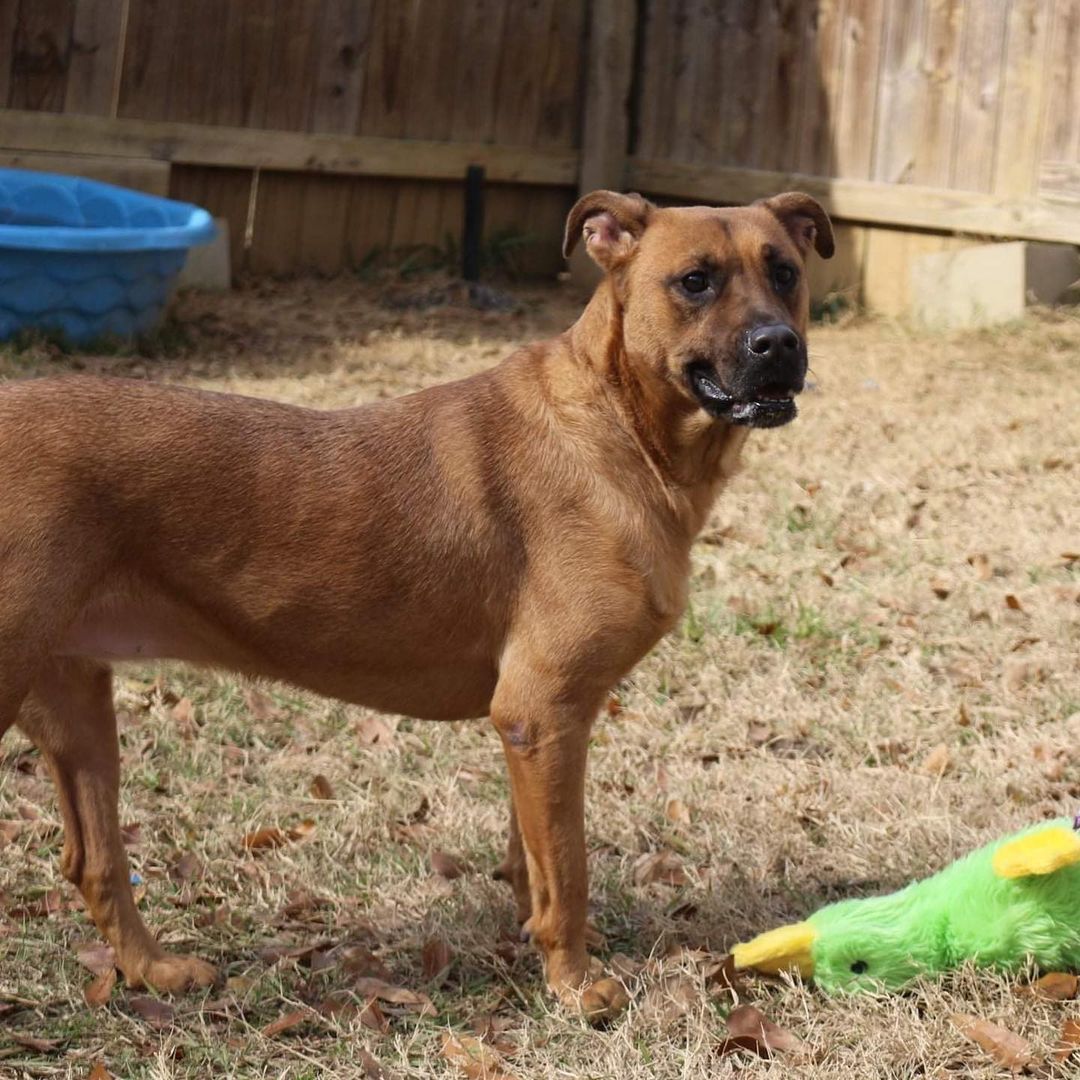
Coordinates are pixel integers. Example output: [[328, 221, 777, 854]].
[[732, 921, 817, 978]]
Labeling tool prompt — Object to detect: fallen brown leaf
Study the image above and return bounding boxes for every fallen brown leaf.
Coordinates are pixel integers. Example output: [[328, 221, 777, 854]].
[[968, 553, 993, 581], [422, 937, 453, 981], [1055, 1018, 1080, 1063], [633, 850, 689, 887], [83, 967, 116, 1008], [75, 942, 116, 976], [129, 995, 176, 1027], [260, 1008, 310, 1038], [431, 850, 467, 880], [171, 696, 197, 738], [665, 798, 692, 826], [243, 820, 316, 851], [703, 953, 746, 996], [1004, 594, 1025, 613], [310, 774, 335, 800], [244, 687, 281, 722], [86, 1063, 113, 1079], [0, 820, 22, 846], [950, 1013, 1038, 1072], [1018, 972, 1078, 1001], [441, 1033, 513, 1080], [9, 1033, 62, 1053], [169, 850, 204, 881], [642, 973, 701, 1030], [921, 742, 952, 778], [358, 1048, 392, 1079], [352, 977, 436, 1016], [725, 1004, 807, 1058], [356, 713, 395, 748]]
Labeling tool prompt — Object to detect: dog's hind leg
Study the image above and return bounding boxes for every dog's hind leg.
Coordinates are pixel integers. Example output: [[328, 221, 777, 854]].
[[18, 658, 217, 992]]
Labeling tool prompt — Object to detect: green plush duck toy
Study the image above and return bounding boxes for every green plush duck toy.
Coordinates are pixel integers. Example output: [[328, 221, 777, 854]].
[[732, 815, 1080, 993]]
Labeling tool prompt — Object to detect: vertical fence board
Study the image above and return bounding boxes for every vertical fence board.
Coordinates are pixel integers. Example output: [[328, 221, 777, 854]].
[[796, 0, 845, 176], [911, 0, 966, 187], [64, 0, 125, 116], [949, 0, 1009, 192], [401, 1, 461, 140], [169, 164, 253, 275], [249, 171, 306, 276], [344, 176, 399, 266], [750, 0, 809, 172], [0, 0, 16, 106], [492, 0, 556, 147], [634, 0, 678, 159], [535, 0, 587, 149], [166, 0, 229, 124], [116, 0, 179, 120], [263, 0, 321, 131], [9, 0, 74, 112], [872, 0, 926, 183], [448, 0, 507, 142], [993, 0, 1051, 197], [1040, 0, 1080, 165], [358, 0, 418, 138], [213, 2, 275, 128], [832, 0, 885, 178], [309, 0, 373, 134]]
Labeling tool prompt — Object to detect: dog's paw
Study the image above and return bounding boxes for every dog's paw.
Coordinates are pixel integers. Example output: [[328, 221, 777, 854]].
[[136, 953, 218, 994], [580, 977, 630, 1023]]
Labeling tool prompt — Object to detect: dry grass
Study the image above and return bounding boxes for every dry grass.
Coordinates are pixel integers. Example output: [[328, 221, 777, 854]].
[[1, 278, 1078, 1079]]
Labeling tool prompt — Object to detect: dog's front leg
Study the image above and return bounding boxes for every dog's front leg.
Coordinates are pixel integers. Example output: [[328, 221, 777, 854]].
[[491, 679, 593, 1002]]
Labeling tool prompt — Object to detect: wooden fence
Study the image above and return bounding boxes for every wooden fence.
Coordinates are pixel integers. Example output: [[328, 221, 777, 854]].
[[0, 0, 1078, 297]]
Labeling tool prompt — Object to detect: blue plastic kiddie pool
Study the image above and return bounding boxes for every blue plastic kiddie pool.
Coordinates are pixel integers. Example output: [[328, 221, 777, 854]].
[[0, 168, 216, 346]]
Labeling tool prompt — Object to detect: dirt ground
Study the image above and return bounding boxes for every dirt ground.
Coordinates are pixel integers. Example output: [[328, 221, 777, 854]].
[[1, 278, 1078, 1079]]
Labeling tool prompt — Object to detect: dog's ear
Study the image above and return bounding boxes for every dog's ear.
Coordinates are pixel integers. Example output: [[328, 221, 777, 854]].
[[757, 192, 834, 260], [563, 190, 654, 270]]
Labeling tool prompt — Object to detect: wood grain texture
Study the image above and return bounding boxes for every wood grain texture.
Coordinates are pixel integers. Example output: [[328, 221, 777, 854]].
[[993, 0, 1052, 198], [832, 0, 886, 179], [872, 0, 926, 184], [449, 0, 508, 143], [9, 0, 74, 112], [912, 0, 965, 188], [1040, 0, 1080, 165], [627, 157, 1080, 244], [116, 0, 179, 120], [214, 2, 276, 128], [64, 0, 126, 116], [263, 0, 321, 131], [0, 147, 167, 192], [309, 0, 372, 135], [949, 0, 1009, 192], [0, 109, 580, 184], [750, 0, 809, 173], [796, 0, 845, 175], [168, 164, 253, 273]]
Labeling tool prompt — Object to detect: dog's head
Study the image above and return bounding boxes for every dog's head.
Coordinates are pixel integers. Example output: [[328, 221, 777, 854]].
[[564, 191, 834, 429]]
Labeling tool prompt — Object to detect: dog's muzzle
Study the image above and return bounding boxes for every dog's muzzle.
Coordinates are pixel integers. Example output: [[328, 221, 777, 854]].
[[687, 323, 806, 429]]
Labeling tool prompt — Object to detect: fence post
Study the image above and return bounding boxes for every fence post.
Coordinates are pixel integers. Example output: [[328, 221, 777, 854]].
[[570, 0, 637, 287]]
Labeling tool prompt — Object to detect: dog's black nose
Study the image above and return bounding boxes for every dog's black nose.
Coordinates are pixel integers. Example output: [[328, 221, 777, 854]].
[[747, 323, 800, 360]]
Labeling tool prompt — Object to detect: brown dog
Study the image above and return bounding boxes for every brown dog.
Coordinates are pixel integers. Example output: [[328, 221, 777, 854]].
[[0, 190, 832, 1010]]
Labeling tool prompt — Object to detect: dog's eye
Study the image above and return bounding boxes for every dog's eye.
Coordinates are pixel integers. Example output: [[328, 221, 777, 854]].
[[773, 264, 798, 291], [850, 960, 868, 975], [680, 271, 710, 295]]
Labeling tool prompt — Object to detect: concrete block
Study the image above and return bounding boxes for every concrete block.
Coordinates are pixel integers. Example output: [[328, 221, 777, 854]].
[[177, 217, 231, 291], [911, 241, 1080, 329]]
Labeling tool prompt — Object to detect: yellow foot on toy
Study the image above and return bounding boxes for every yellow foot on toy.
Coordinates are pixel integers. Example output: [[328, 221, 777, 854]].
[[993, 826, 1080, 879]]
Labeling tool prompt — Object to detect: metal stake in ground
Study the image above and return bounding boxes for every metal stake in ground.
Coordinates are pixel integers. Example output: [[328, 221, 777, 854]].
[[462, 165, 485, 283]]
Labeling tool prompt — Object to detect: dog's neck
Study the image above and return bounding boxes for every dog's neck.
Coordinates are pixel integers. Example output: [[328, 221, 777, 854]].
[[563, 280, 749, 534]]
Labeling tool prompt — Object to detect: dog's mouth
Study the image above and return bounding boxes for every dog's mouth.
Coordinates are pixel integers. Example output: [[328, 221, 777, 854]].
[[687, 363, 798, 429]]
